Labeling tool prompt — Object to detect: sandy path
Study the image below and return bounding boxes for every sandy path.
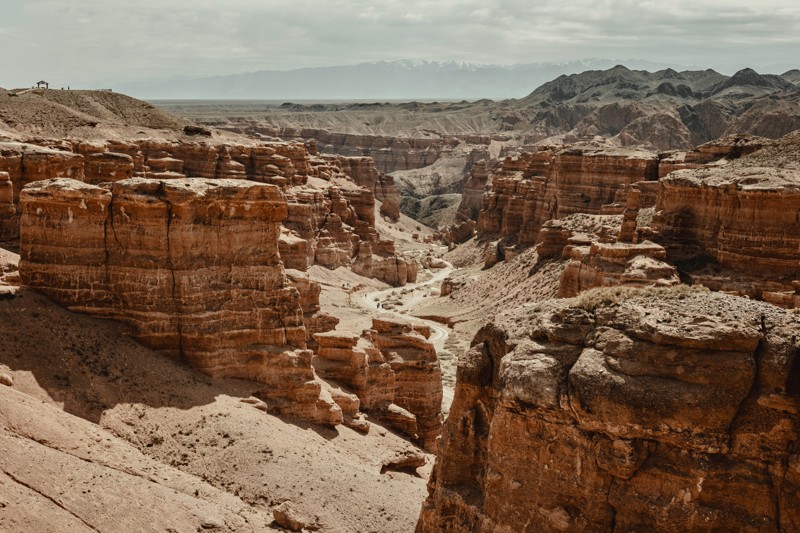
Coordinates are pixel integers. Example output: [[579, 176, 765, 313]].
[[359, 262, 456, 410]]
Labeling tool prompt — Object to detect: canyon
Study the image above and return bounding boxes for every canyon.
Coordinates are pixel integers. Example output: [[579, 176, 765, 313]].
[[161, 65, 800, 228], [1, 75, 800, 533]]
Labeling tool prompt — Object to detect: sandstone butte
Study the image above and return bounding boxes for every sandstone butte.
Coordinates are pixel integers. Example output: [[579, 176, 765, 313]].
[[449, 132, 800, 312], [9, 136, 442, 440], [18, 177, 349, 424], [418, 287, 800, 532], [0, 138, 413, 285]]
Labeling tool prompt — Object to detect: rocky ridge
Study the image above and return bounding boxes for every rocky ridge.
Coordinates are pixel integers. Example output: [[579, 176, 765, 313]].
[[0, 138, 415, 285], [418, 288, 800, 532]]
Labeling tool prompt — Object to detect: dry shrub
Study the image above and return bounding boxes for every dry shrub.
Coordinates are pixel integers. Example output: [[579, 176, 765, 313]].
[[576, 283, 709, 311]]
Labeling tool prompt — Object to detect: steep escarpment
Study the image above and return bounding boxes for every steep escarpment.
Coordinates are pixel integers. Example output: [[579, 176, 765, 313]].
[[314, 316, 444, 451], [0, 139, 416, 284], [418, 288, 800, 532], [653, 165, 800, 286], [19, 177, 343, 425], [476, 143, 658, 249], [644, 131, 800, 303]]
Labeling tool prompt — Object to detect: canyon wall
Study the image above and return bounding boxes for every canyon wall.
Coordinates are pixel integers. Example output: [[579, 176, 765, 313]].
[[18, 177, 344, 425], [418, 288, 800, 532], [652, 164, 800, 298], [313, 316, 444, 451], [0, 139, 415, 284], [475, 144, 659, 247], [219, 125, 492, 174]]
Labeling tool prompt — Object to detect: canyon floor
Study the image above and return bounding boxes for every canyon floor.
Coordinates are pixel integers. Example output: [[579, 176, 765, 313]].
[[0, 227, 443, 533], [0, 187, 550, 532]]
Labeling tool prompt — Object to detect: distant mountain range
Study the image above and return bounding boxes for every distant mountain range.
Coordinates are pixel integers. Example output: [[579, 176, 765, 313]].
[[118, 59, 696, 100]]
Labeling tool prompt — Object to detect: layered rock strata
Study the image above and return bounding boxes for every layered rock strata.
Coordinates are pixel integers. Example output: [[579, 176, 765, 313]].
[[19, 177, 342, 425], [418, 288, 800, 532], [325, 154, 401, 220], [652, 163, 800, 302], [223, 126, 471, 173], [455, 159, 491, 224], [0, 142, 85, 239], [476, 144, 659, 247], [314, 317, 443, 451], [558, 241, 680, 297], [0, 139, 416, 286], [0, 172, 15, 242]]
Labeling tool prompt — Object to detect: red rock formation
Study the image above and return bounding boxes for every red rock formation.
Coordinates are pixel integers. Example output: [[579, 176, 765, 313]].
[[558, 241, 680, 297], [652, 164, 800, 300], [476, 144, 659, 248], [0, 172, 15, 242], [435, 219, 476, 246], [419, 288, 800, 532], [285, 269, 339, 342], [372, 317, 443, 451], [314, 316, 443, 451], [352, 240, 419, 287], [375, 174, 401, 221], [764, 282, 800, 309], [0, 143, 85, 241], [18, 177, 342, 425], [236, 126, 462, 173], [83, 152, 135, 184], [455, 159, 490, 224], [0, 138, 418, 286]]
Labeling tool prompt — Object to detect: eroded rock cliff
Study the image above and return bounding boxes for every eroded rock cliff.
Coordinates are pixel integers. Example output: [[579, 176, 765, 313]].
[[648, 131, 800, 304], [418, 287, 800, 532], [19, 177, 342, 425], [0, 138, 416, 285], [313, 316, 444, 451], [476, 144, 658, 248]]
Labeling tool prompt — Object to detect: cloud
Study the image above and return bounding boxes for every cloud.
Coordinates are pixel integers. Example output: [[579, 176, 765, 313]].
[[1, 0, 799, 89]]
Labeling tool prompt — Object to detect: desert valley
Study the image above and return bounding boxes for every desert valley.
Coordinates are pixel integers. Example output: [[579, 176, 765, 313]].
[[1, 21, 800, 532]]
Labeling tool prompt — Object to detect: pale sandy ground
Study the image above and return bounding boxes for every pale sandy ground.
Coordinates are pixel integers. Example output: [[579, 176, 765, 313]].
[[0, 205, 457, 533], [310, 205, 459, 412], [0, 272, 432, 533]]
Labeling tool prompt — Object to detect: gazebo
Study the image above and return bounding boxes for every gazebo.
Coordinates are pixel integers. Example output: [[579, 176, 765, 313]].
[[36, 81, 49, 89]]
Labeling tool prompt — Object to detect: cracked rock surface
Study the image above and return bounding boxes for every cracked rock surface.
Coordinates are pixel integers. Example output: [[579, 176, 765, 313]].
[[418, 286, 800, 532]]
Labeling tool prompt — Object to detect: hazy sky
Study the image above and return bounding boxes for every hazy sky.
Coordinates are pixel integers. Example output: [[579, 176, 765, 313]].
[[2, 0, 799, 88]]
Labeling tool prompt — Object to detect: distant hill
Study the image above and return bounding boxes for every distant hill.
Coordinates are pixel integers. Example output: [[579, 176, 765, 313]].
[[116, 59, 688, 100], [0, 88, 189, 140], [506, 65, 800, 148], [163, 65, 800, 152]]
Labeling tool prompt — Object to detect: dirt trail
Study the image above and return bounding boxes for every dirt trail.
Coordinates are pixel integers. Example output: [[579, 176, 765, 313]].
[[359, 259, 456, 410]]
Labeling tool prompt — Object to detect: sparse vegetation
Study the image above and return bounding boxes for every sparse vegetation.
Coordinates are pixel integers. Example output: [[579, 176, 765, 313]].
[[575, 283, 710, 311]]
